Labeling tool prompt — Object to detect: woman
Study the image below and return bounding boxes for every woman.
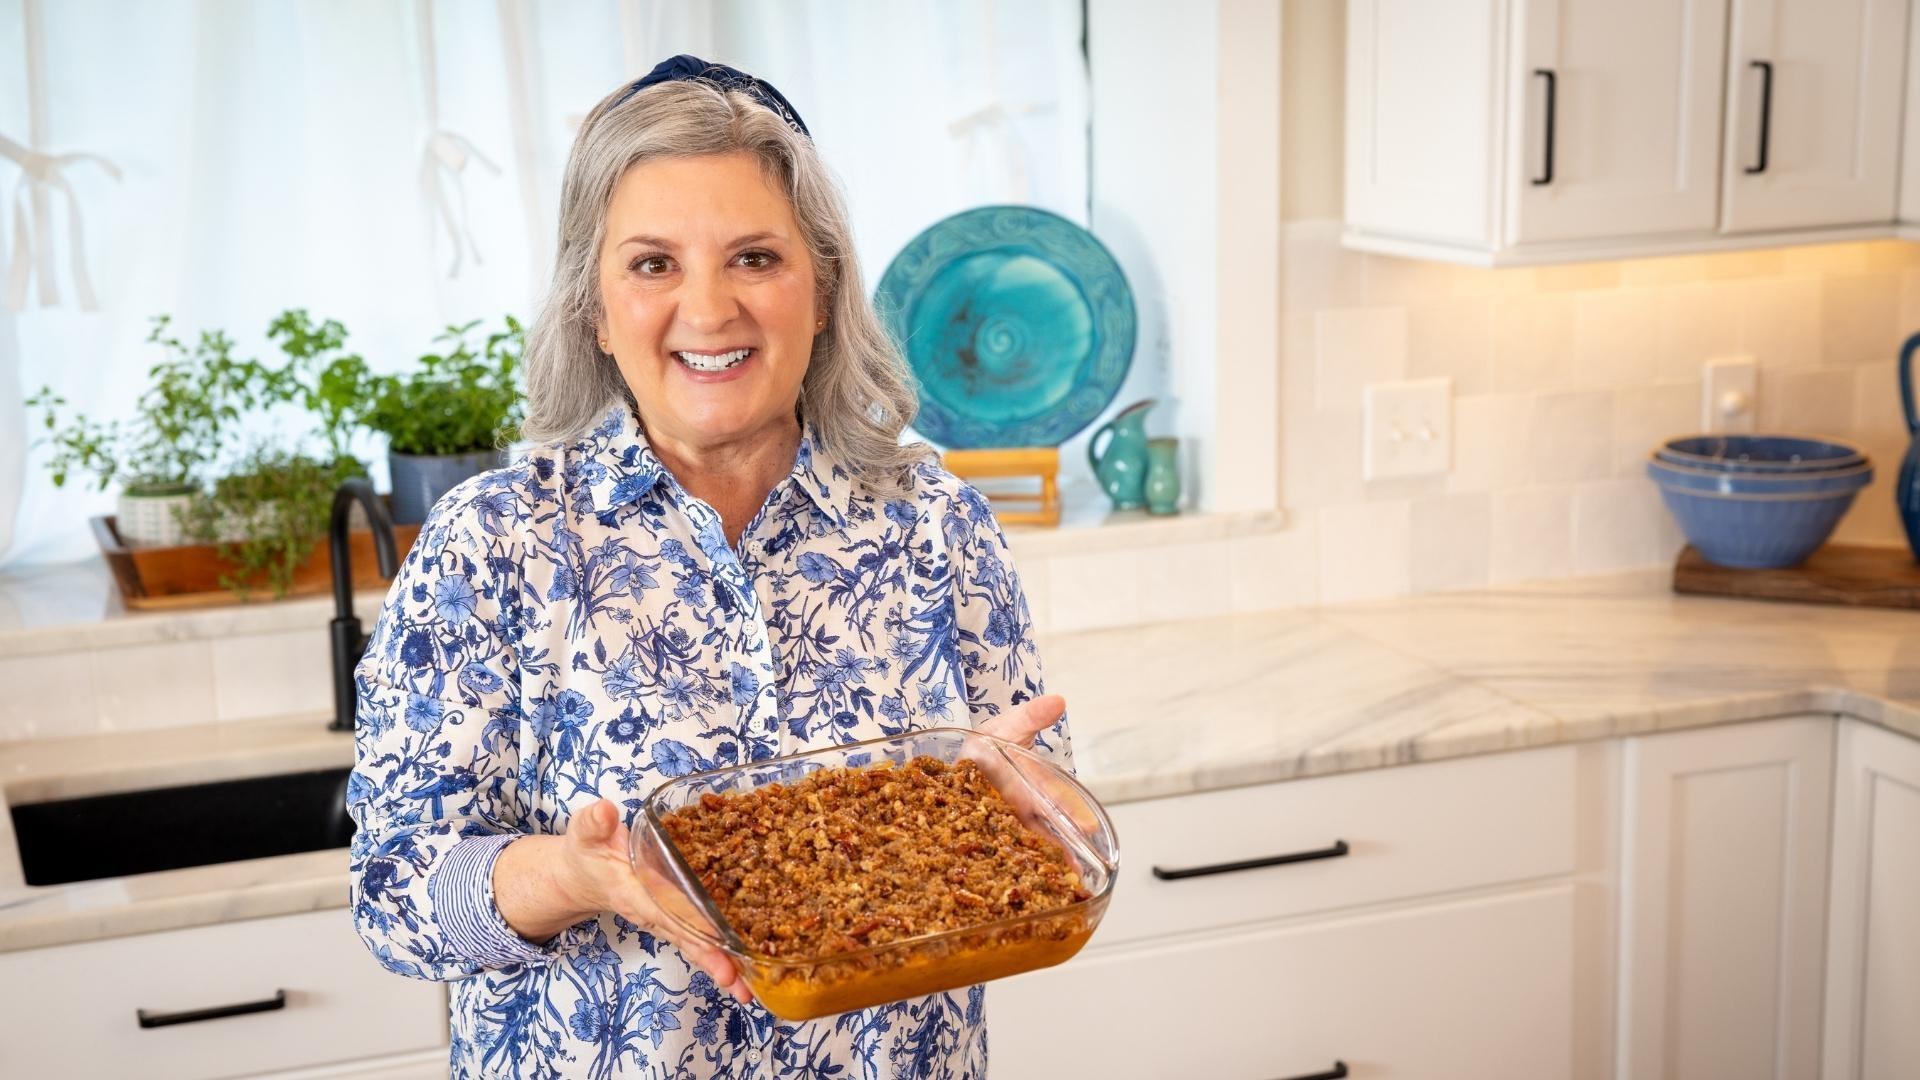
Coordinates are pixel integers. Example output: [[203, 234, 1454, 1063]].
[[347, 55, 1071, 1079]]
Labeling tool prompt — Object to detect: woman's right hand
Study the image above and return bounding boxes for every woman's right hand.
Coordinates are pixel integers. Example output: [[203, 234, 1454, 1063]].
[[554, 798, 755, 1004]]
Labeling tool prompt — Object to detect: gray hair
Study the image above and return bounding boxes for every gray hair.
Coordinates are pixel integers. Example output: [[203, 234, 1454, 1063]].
[[521, 77, 929, 499]]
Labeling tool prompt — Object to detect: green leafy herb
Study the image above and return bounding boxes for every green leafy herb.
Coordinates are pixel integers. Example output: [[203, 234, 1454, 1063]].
[[176, 446, 368, 599], [362, 316, 525, 456], [27, 316, 261, 495]]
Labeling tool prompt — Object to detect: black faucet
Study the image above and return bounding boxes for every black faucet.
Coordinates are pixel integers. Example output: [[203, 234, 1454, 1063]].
[[330, 478, 399, 733]]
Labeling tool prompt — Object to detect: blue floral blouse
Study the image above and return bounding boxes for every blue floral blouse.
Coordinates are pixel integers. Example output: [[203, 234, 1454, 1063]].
[[347, 404, 1070, 1079]]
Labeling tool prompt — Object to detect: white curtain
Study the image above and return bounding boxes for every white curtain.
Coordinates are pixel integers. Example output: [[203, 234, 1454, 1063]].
[[0, 0, 1089, 568]]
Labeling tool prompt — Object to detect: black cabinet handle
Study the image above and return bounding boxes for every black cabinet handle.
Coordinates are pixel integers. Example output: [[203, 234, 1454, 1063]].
[[1151, 839, 1350, 881], [137, 989, 287, 1029], [1274, 1063, 1349, 1080], [1532, 68, 1556, 185], [1746, 59, 1773, 174]]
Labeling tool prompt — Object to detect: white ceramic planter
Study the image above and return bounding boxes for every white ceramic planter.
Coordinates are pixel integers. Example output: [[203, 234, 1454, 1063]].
[[114, 490, 196, 547]]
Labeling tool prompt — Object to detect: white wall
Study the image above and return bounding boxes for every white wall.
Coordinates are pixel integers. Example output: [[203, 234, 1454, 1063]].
[[1085, 0, 1281, 514]]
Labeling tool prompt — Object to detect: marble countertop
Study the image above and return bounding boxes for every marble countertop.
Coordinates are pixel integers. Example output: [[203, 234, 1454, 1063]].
[[2, 570, 1915, 952]]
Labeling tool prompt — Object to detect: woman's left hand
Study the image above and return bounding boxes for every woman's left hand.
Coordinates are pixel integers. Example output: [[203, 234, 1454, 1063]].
[[976, 693, 1066, 748]]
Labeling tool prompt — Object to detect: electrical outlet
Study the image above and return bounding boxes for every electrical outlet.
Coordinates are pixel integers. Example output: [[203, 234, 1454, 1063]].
[[1702, 357, 1758, 433], [1364, 377, 1452, 480]]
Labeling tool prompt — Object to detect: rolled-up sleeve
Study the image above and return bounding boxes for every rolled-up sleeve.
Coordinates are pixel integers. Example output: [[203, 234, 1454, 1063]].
[[347, 474, 556, 981], [945, 481, 1074, 774]]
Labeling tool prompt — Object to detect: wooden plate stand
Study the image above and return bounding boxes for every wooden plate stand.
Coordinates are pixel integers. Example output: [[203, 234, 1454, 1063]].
[[941, 448, 1062, 527]]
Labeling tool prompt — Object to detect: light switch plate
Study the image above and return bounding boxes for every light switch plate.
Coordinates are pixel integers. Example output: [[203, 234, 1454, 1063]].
[[1702, 357, 1758, 433], [1364, 377, 1452, 480]]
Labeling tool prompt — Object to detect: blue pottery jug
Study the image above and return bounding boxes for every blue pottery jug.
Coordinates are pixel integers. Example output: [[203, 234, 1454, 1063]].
[[1087, 399, 1154, 510], [1900, 333, 1920, 561]]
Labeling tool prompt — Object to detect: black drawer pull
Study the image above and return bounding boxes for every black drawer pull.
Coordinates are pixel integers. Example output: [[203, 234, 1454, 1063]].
[[1151, 839, 1350, 881], [1275, 1062, 1348, 1080], [137, 989, 286, 1029], [1745, 59, 1773, 174], [1531, 68, 1556, 185]]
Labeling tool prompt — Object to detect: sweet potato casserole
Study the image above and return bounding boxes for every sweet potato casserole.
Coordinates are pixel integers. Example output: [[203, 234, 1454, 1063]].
[[657, 754, 1095, 1015]]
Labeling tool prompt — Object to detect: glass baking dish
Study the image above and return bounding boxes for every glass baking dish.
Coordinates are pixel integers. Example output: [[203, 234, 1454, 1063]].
[[627, 726, 1119, 1021]]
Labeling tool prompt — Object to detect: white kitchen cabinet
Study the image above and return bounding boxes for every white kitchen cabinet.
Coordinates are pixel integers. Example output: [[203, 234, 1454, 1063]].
[[1344, 0, 1503, 249], [1097, 744, 1577, 947], [1821, 719, 1920, 1080], [1346, 0, 1904, 265], [1615, 716, 1833, 1080], [990, 885, 1577, 1080], [1505, 0, 1727, 245], [0, 908, 447, 1079], [242, 1048, 449, 1079], [1347, 0, 1726, 260], [1719, 0, 1908, 233], [988, 744, 1612, 1079], [1901, 0, 1920, 229]]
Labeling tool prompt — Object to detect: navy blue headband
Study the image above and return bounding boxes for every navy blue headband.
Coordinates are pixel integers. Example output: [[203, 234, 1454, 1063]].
[[613, 54, 811, 139]]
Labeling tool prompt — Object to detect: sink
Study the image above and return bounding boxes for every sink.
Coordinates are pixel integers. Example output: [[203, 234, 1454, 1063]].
[[9, 767, 355, 886]]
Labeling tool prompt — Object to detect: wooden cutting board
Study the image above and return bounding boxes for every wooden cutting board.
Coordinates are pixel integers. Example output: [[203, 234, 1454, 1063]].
[[1672, 543, 1920, 609]]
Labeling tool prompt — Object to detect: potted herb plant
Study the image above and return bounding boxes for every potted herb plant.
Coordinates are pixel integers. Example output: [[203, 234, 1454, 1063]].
[[162, 310, 378, 598], [175, 445, 368, 596], [28, 317, 258, 546], [264, 308, 373, 476], [363, 316, 524, 523]]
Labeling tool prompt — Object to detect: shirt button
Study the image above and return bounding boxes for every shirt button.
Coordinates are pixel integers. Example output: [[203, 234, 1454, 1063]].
[[746, 1049, 763, 1064]]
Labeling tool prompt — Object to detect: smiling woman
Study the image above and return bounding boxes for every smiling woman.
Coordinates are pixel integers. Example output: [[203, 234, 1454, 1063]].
[[345, 57, 1072, 1080]]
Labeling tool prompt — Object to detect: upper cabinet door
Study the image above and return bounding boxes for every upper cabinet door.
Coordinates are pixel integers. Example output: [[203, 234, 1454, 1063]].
[[1902, 7, 1920, 224], [1721, 0, 1908, 233], [1345, 0, 1502, 249], [1507, 0, 1728, 245]]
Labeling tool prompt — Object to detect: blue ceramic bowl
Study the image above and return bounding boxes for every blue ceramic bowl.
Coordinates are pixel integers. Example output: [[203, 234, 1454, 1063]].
[[1656, 434, 1866, 474], [1646, 457, 1874, 496], [1646, 457, 1874, 569]]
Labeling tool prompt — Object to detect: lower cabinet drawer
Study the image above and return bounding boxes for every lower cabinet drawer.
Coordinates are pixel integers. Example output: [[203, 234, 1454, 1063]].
[[0, 908, 446, 1078], [1096, 745, 1579, 948], [988, 884, 1577, 1080]]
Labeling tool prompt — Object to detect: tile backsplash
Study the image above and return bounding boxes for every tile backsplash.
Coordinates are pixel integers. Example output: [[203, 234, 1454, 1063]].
[[1273, 219, 1914, 605]]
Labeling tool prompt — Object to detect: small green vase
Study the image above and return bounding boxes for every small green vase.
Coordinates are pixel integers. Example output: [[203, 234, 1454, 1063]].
[[1144, 437, 1181, 515]]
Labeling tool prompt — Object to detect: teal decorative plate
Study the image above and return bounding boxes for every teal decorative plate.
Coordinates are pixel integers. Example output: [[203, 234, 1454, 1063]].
[[874, 206, 1135, 448]]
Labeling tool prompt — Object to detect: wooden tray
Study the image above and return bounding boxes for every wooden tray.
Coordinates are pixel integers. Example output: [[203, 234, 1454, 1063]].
[[1672, 542, 1920, 609], [92, 515, 422, 611]]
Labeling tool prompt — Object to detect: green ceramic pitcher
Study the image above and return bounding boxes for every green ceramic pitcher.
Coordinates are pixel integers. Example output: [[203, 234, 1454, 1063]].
[[1145, 437, 1181, 515], [1087, 399, 1155, 510]]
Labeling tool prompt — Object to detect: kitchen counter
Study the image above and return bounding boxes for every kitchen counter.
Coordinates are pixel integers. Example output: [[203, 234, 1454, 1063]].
[[2, 569, 1915, 952]]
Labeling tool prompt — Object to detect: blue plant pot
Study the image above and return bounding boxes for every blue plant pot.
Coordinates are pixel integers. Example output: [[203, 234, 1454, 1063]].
[[1647, 458, 1873, 569], [389, 449, 505, 525]]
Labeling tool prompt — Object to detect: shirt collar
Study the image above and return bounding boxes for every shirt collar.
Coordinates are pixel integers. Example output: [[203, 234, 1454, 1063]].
[[577, 404, 855, 532]]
